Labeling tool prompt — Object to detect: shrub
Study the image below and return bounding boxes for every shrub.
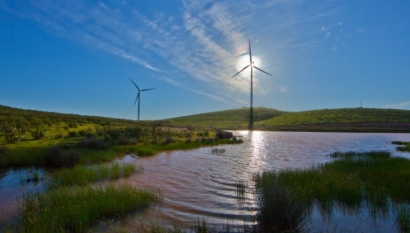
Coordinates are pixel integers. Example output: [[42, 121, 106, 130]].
[[67, 121, 78, 128], [30, 127, 46, 140], [124, 126, 142, 139], [106, 128, 123, 140], [164, 136, 175, 144], [77, 137, 106, 150], [44, 146, 80, 168], [68, 131, 78, 137], [150, 139, 158, 145], [4, 128, 23, 144], [79, 128, 95, 138], [0, 146, 9, 158], [216, 130, 233, 139], [118, 137, 137, 146]]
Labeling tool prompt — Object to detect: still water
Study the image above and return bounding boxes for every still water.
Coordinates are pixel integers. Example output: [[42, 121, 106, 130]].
[[1, 132, 410, 231], [113, 131, 410, 231]]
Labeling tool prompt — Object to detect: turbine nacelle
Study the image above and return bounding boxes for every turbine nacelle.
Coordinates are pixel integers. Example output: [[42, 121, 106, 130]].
[[128, 77, 156, 121], [231, 39, 272, 79], [230, 38, 272, 130]]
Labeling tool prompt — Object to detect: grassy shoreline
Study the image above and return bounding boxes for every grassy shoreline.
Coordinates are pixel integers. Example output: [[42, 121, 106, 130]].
[[0, 137, 243, 168], [253, 151, 410, 232], [0, 130, 242, 232]]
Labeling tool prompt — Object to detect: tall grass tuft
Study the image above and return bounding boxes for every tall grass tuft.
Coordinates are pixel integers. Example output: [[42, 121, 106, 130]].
[[253, 151, 410, 232], [393, 141, 410, 152], [397, 206, 410, 233], [44, 146, 80, 168], [51, 163, 139, 187], [19, 185, 158, 232], [0, 146, 9, 158], [254, 172, 310, 233]]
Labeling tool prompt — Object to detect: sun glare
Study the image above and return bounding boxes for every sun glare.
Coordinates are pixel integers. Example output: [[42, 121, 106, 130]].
[[236, 55, 262, 77]]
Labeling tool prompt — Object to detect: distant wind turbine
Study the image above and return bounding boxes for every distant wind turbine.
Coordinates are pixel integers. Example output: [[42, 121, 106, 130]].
[[128, 77, 156, 121], [231, 39, 272, 130]]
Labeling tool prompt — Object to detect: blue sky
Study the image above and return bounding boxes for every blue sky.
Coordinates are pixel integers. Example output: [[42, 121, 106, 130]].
[[1, 0, 409, 120]]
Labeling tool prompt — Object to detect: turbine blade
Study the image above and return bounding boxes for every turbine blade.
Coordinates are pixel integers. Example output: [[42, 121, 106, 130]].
[[128, 77, 140, 91], [249, 39, 252, 63], [141, 88, 156, 91], [231, 64, 252, 78], [133, 93, 140, 106], [253, 66, 272, 76]]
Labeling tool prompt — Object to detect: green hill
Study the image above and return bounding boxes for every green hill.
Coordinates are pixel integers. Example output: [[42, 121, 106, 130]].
[[168, 107, 410, 132], [166, 107, 286, 129], [258, 108, 410, 124], [2, 105, 410, 133]]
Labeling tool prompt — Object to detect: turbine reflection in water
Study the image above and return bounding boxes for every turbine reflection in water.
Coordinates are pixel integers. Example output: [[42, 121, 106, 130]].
[[96, 131, 410, 232]]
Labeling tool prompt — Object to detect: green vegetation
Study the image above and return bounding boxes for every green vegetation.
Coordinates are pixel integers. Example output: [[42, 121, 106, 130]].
[[3, 105, 410, 137], [254, 151, 410, 232], [167, 107, 410, 132], [0, 105, 243, 168], [393, 141, 410, 152], [17, 185, 158, 233], [167, 107, 285, 129], [50, 163, 140, 187], [255, 108, 410, 132], [2, 105, 410, 231], [0, 105, 244, 232]]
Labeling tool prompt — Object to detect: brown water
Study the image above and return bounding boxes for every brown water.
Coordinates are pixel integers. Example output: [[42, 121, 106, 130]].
[[111, 131, 410, 231], [1, 131, 410, 231]]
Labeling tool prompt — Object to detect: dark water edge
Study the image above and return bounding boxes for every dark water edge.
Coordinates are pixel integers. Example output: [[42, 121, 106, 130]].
[[0, 168, 47, 218]]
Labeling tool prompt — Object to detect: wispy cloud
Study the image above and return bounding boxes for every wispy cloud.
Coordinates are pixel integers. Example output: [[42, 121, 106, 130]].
[[0, 0, 338, 106], [385, 101, 410, 109], [0, 0, 257, 104]]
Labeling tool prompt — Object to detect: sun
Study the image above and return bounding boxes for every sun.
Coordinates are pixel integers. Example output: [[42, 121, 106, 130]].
[[236, 55, 262, 77]]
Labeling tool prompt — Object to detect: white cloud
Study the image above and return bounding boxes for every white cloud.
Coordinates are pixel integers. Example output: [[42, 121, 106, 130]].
[[385, 101, 410, 109], [0, 0, 339, 107]]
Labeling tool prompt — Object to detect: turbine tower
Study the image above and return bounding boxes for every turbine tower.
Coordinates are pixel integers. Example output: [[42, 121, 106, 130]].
[[128, 77, 156, 121], [231, 39, 272, 130]]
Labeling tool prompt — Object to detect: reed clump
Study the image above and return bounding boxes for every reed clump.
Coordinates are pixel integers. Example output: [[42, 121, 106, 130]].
[[392, 141, 410, 152], [51, 162, 139, 187], [19, 185, 158, 233], [254, 172, 310, 232], [254, 151, 410, 232]]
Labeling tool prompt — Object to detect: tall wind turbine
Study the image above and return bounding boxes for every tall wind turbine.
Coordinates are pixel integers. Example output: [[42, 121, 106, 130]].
[[231, 39, 272, 130], [128, 77, 156, 121]]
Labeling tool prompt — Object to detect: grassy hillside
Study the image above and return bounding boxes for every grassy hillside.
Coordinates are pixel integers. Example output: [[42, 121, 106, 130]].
[[254, 108, 410, 132], [2, 105, 410, 134], [257, 108, 410, 125], [167, 107, 410, 132], [166, 107, 286, 129]]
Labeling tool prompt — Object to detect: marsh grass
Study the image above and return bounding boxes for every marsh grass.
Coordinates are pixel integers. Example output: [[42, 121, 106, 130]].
[[211, 148, 226, 154], [254, 173, 310, 233], [393, 141, 410, 152], [0, 147, 48, 168], [19, 185, 158, 232], [0, 136, 242, 168], [235, 181, 246, 199], [397, 206, 410, 232], [132, 139, 241, 157], [51, 163, 139, 187], [254, 151, 410, 232]]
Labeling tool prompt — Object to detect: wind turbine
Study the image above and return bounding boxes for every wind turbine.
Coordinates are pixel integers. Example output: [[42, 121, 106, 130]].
[[128, 77, 156, 121], [231, 39, 272, 130]]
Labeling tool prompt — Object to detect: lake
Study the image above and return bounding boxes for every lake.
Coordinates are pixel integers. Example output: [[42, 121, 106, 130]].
[[1, 131, 410, 231], [111, 131, 410, 232]]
